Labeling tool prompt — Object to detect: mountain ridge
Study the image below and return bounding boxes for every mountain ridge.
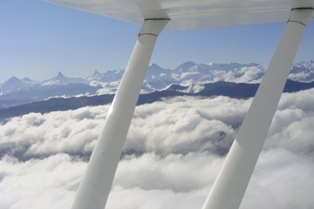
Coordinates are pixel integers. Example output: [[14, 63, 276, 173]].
[[1, 79, 314, 121], [1, 61, 314, 109]]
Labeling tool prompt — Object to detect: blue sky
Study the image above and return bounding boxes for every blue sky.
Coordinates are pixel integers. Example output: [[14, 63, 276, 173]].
[[0, 0, 313, 83]]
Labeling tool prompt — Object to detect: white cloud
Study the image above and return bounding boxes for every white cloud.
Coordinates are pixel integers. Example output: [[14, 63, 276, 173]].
[[0, 154, 85, 209], [265, 89, 314, 157], [288, 71, 314, 82], [114, 152, 224, 192], [211, 66, 264, 84], [243, 149, 314, 209], [106, 186, 207, 209], [1, 89, 314, 209], [0, 106, 109, 159]]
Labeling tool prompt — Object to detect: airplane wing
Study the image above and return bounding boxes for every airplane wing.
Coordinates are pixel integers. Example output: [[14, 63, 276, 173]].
[[44, 0, 314, 30]]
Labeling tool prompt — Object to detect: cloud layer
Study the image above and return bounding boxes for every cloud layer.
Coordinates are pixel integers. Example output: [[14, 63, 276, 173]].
[[1, 89, 314, 209]]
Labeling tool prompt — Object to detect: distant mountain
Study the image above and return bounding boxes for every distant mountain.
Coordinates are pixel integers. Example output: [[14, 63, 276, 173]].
[[1, 76, 34, 92], [0, 82, 99, 109], [42, 72, 87, 86], [0, 73, 98, 108], [1, 79, 314, 121], [1, 61, 313, 109]]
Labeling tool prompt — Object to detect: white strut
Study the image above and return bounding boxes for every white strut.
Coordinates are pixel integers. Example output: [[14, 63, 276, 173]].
[[71, 18, 169, 209], [201, 8, 313, 209]]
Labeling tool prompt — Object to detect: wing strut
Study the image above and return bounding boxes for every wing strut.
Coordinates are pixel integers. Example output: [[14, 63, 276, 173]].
[[71, 18, 169, 209], [201, 8, 313, 209]]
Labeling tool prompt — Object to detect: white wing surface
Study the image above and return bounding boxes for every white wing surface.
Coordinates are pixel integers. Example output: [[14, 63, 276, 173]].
[[44, 0, 314, 30]]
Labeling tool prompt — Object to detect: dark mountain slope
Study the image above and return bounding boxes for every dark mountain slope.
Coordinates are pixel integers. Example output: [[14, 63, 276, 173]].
[[1, 80, 314, 121]]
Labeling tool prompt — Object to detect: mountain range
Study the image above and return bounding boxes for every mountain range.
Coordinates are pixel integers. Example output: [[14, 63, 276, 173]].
[[0, 60, 314, 113]]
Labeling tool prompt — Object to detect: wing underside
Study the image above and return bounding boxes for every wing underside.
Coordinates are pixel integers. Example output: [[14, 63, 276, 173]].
[[44, 0, 314, 30]]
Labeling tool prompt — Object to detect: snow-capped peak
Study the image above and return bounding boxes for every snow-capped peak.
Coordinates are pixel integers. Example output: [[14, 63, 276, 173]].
[[176, 61, 197, 71], [54, 71, 65, 79], [1, 76, 29, 93], [92, 70, 102, 78], [42, 72, 85, 86], [5, 76, 21, 83]]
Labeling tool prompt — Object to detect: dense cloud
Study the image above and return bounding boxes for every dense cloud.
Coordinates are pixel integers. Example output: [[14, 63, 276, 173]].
[[0, 154, 85, 209], [211, 65, 264, 84], [1, 89, 314, 208]]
